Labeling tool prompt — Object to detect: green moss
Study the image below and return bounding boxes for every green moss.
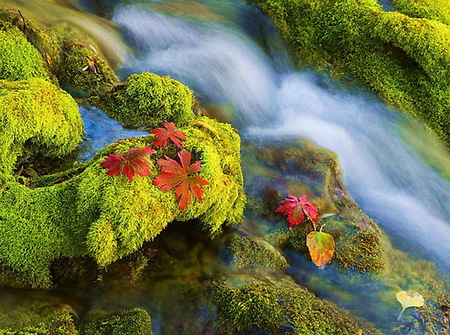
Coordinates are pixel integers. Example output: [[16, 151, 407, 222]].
[[250, 0, 450, 146], [213, 277, 382, 334], [228, 233, 288, 271], [0, 117, 245, 288], [52, 23, 119, 93], [391, 0, 450, 25], [0, 23, 50, 81], [81, 309, 153, 335], [0, 303, 77, 335], [0, 78, 84, 176], [94, 72, 196, 127], [0, 10, 118, 93]]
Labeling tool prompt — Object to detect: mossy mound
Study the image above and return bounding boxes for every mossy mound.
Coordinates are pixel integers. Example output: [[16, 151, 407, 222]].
[[250, 0, 450, 147], [0, 23, 50, 81], [0, 10, 118, 93], [213, 277, 382, 334], [391, 0, 450, 25], [0, 303, 77, 335], [93, 72, 196, 127], [0, 116, 245, 288], [0, 78, 83, 176], [242, 140, 385, 273], [81, 309, 153, 335]]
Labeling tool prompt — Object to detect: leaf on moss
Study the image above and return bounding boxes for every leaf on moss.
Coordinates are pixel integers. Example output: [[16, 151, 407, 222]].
[[150, 122, 186, 148], [153, 149, 209, 211], [306, 231, 335, 269], [100, 146, 156, 181], [275, 194, 319, 227], [396, 290, 424, 320]]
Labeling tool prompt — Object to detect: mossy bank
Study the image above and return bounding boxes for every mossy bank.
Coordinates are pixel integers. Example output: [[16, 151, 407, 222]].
[[250, 0, 450, 147]]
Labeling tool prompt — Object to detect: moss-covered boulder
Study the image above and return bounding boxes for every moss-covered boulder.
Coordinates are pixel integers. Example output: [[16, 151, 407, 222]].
[[213, 277, 382, 334], [81, 309, 153, 335], [0, 78, 83, 176], [242, 139, 385, 273], [0, 116, 244, 288], [93, 72, 196, 127], [0, 10, 119, 93], [0, 23, 50, 81], [250, 0, 450, 147], [0, 303, 78, 335]]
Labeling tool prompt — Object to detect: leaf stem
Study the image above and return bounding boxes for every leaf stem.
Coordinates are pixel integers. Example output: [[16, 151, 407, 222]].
[[397, 308, 406, 321]]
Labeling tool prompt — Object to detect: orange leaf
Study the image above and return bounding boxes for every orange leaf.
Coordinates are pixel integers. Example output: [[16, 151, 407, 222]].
[[306, 231, 335, 268]]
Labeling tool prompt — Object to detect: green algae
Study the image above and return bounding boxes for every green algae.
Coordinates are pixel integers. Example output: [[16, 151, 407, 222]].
[[0, 78, 84, 176], [81, 309, 153, 335], [213, 277, 382, 334], [0, 303, 78, 335], [0, 116, 244, 288], [250, 0, 450, 147], [93, 72, 196, 127]]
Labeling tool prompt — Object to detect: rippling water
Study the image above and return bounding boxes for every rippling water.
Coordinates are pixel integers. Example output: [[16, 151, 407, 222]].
[[112, 0, 450, 273]]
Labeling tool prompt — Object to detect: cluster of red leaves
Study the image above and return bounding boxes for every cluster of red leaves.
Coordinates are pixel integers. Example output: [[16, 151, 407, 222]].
[[275, 194, 318, 227], [100, 123, 209, 212], [153, 149, 209, 212], [275, 194, 334, 268], [100, 146, 156, 181]]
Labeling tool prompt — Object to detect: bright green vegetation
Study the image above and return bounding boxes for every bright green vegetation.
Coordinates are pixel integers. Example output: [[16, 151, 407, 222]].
[[0, 117, 245, 288], [0, 23, 50, 81], [250, 0, 450, 146], [0, 10, 118, 93], [0, 78, 83, 176], [391, 0, 450, 25], [94, 72, 196, 127], [81, 309, 153, 335], [214, 277, 382, 334], [0, 303, 77, 335]]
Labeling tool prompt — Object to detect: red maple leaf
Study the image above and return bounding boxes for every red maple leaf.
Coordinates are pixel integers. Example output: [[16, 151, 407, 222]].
[[100, 146, 156, 181], [150, 122, 186, 148], [153, 149, 209, 212], [275, 194, 319, 227]]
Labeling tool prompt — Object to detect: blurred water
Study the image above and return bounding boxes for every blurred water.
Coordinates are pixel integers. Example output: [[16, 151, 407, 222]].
[[113, 0, 450, 274]]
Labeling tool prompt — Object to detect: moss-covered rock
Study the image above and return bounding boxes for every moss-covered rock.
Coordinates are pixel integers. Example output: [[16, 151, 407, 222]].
[[0, 23, 50, 81], [213, 277, 382, 334], [93, 72, 196, 127], [242, 140, 385, 273], [0, 10, 119, 93], [81, 309, 153, 335], [250, 0, 450, 147], [0, 116, 244, 288], [0, 78, 83, 176], [391, 0, 450, 25], [0, 303, 78, 335]]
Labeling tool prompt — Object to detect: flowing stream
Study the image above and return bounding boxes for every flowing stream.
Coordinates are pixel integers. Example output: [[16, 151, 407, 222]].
[[2, 0, 450, 333], [109, 0, 450, 273]]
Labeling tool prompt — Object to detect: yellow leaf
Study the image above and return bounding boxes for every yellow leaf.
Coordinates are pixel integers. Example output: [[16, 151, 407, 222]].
[[306, 231, 335, 268], [396, 290, 424, 320]]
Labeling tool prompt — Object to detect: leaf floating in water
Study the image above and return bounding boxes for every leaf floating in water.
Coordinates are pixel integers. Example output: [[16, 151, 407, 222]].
[[306, 230, 335, 268], [396, 290, 425, 320], [275, 194, 319, 227]]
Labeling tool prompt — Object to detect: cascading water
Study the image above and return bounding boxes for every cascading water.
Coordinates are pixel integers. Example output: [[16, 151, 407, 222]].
[[112, 0, 450, 274]]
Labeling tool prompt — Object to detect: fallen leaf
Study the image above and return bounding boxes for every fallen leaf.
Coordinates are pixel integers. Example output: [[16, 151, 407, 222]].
[[153, 149, 209, 211], [275, 194, 319, 227], [306, 230, 335, 268], [396, 290, 424, 320], [100, 146, 156, 181], [150, 122, 186, 148]]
